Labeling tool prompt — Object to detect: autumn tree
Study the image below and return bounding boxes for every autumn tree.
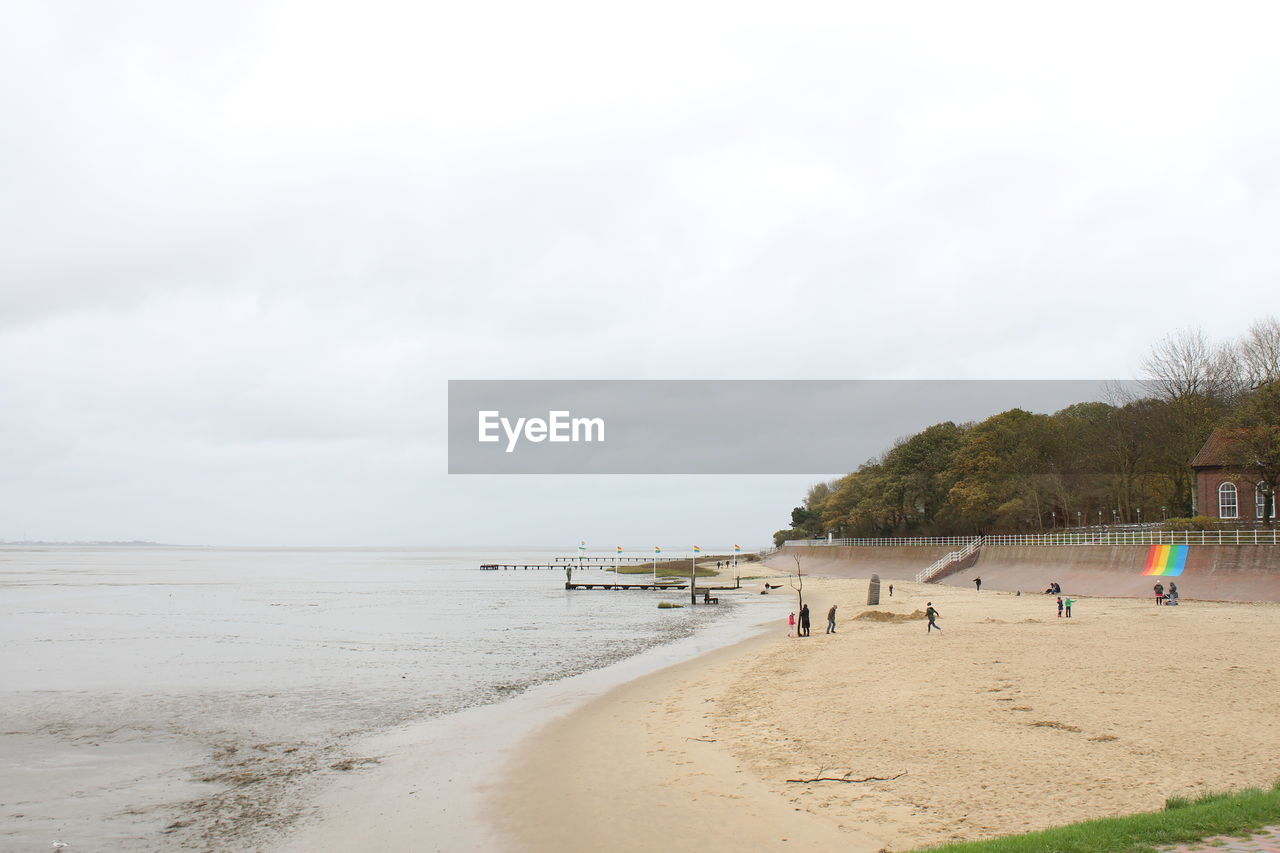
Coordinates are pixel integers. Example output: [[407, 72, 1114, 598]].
[[1220, 381, 1280, 524]]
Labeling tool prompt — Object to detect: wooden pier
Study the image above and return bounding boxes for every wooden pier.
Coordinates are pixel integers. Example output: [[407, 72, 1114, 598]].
[[564, 582, 688, 590], [562, 583, 741, 593], [480, 563, 644, 571]]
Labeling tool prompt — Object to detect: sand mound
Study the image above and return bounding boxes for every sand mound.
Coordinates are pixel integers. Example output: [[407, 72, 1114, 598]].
[[854, 609, 926, 622]]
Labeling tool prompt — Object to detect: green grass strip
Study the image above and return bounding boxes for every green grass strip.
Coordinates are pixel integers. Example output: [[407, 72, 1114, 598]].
[[915, 782, 1280, 853]]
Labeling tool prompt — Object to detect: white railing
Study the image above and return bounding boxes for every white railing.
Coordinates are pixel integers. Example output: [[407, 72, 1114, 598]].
[[785, 536, 981, 547], [987, 530, 1280, 546], [787, 530, 1280, 548], [915, 537, 985, 583]]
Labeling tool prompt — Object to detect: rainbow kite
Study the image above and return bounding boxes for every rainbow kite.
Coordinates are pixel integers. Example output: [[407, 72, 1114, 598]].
[[1143, 544, 1188, 576]]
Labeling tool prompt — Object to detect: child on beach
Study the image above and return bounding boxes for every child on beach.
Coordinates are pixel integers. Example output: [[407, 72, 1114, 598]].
[[1057, 596, 1064, 618], [1064, 597, 1074, 618], [787, 612, 796, 637], [926, 602, 941, 632]]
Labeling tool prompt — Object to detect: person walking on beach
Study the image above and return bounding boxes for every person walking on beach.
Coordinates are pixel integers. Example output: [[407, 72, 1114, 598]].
[[1056, 596, 1064, 618], [1153, 582, 1165, 605], [888, 583, 893, 597], [799, 604, 811, 637], [826, 604, 838, 634], [787, 611, 796, 637], [926, 602, 941, 633], [1064, 597, 1074, 618], [973, 577, 982, 592]]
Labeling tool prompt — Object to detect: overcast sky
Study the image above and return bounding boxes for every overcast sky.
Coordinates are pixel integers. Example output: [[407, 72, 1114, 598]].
[[2, 1, 1278, 546]]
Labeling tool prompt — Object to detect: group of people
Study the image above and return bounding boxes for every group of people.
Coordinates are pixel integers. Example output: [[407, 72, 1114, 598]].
[[774, 568, 1197, 641], [1153, 581, 1179, 605], [786, 602, 943, 633], [787, 604, 840, 637]]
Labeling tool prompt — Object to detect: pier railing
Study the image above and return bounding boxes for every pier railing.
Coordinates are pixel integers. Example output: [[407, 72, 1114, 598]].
[[787, 530, 1280, 547]]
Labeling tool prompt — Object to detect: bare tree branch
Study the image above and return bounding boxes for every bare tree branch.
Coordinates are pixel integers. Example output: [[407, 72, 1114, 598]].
[[1240, 316, 1280, 389], [1141, 327, 1241, 401]]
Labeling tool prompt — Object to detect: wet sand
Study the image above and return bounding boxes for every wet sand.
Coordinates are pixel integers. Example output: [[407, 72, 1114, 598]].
[[271, 594, 787, 852], [500, 577, 1280, 851]]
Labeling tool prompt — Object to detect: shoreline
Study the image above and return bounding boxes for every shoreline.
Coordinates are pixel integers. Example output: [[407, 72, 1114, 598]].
[[0, 547, 775, 852], [272, 586, 790, 852], [498, 576, 1280, 852]]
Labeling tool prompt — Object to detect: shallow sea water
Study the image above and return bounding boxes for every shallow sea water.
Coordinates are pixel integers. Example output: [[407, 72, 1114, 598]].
[[0, 546, 738, 851]]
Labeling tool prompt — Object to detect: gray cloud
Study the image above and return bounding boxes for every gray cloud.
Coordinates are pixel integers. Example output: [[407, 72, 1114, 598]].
[[2, 1, 1279, 543]]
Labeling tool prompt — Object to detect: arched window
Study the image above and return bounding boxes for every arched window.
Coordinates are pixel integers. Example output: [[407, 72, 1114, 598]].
[[1260, 484, 1274, 520], [1219, 482, 1238, 519]]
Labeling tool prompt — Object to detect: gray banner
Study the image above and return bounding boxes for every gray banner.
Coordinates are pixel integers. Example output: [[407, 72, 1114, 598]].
[[447, 380, 1137, 474]]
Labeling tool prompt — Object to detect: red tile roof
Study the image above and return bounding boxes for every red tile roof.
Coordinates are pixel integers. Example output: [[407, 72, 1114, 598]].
[[1191, 428, 1254, 468]]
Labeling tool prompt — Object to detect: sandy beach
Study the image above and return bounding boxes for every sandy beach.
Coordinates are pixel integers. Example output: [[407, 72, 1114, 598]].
[[500, 574, 1280, 852]]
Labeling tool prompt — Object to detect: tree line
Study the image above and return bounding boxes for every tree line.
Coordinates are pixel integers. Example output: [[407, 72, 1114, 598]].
[[776, 318, 1280, 545]]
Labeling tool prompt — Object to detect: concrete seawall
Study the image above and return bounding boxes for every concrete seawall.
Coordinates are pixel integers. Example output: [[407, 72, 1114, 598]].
[[774, 543, 1280, 602], [772, 545, 955, 578]]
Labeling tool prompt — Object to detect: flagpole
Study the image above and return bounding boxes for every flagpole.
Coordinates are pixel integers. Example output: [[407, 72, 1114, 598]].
[[690, 546, 697, 606]]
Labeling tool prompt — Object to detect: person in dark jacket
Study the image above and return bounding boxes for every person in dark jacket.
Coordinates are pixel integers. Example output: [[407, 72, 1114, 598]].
[[799, 604, 810, 637], [926, 602, 941, 633]]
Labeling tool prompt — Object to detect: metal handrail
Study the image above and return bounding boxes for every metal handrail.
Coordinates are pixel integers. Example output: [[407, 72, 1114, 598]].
[[915, 537, 985, 583]]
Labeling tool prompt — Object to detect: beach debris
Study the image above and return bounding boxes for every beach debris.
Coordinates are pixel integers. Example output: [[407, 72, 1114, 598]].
[[1029, 720, 1082, 732], [787, 771, 906, 784], [683, 736, 717, 742], [330, 757, 381, 772], [657, 601, 683, 608], [854, 609, 926, 623], [52, 843, 68, 851]]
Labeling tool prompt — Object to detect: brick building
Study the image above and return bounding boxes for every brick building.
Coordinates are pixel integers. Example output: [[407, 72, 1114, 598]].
[[1191, 428, 1276, 520]]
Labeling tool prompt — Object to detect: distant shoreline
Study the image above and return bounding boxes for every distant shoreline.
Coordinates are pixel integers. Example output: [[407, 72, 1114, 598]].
[[0, 540, 166, 546]]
